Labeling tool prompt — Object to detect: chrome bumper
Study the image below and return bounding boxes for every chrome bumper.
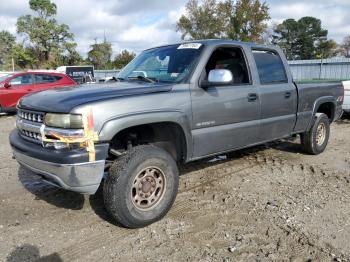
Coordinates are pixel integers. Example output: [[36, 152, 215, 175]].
[[13, 149, 105, 194]]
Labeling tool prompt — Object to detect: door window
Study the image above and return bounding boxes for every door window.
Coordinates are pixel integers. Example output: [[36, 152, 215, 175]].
[[252, 50, 287, 84], [204, 47, 250, 85], [9, 75, 34, 86]]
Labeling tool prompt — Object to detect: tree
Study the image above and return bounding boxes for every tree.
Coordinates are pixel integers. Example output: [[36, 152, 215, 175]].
[[176, 0, 223, 40], [271, 19, 298, 59], [0, 31, 16, 69], [341, 36, 350, 58], [60, 42, 83, 65], [316, 39, 338, 59], [113, 50, 136, 69], [87, 41, 112, 69], [10, 44, 38, 69], [16, 0, 77, 67], [273, 16, 336, 60], [176, 0, 270, 42], [220, 0, 270, 42]]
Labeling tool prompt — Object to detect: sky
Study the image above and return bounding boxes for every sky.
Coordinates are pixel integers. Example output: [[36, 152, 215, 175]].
[[0, 0, 349, 57]]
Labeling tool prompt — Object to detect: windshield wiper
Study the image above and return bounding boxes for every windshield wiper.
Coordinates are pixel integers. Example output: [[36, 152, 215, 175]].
[[127, 76, 157, 83]]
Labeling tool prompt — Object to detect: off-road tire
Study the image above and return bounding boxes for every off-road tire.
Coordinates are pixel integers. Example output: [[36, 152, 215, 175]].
[[300, 113, 330, 155], [103, 145, 179, 228]]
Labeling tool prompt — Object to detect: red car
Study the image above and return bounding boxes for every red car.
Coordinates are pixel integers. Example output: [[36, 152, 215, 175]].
[[0, 71, 77, 113]]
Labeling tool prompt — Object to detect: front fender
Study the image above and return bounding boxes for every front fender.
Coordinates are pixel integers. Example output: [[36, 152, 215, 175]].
[[98, 110, 193, 161]]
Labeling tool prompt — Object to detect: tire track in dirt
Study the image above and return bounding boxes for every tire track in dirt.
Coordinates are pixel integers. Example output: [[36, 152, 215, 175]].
[[56, 158, 261, 261], [57, 152, 294, 260]]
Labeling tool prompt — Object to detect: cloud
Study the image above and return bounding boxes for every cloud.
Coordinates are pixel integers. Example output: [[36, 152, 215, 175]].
[[0, 0, 349, 58]]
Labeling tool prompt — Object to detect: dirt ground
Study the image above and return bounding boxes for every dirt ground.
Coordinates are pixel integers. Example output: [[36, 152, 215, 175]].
[[0, 114, 349, 262]]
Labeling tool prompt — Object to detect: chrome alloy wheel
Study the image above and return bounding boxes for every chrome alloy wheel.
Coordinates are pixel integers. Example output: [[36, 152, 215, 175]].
[[316, 122, 326, 146], [131, 167, 166, 210]]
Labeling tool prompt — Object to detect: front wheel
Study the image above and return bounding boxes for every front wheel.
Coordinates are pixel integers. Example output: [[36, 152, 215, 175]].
[[103, 145, 179, 228], [300, 113, 330, 155]]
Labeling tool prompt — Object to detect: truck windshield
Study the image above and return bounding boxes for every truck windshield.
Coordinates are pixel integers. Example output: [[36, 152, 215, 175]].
[[118, 43, 204, 83]]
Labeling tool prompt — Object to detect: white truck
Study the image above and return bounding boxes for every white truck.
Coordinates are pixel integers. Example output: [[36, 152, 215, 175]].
[[342, 81, 350, 114]]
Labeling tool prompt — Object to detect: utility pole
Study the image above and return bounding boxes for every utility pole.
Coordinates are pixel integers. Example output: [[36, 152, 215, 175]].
[[12, 57, 15, 72]]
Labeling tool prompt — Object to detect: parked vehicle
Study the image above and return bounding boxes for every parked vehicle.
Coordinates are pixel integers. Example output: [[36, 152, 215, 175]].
[[56, 66, 94, 84], [0, 72, 76, 113], [342, 80, 350, 114], [10, 40, 344, 228]]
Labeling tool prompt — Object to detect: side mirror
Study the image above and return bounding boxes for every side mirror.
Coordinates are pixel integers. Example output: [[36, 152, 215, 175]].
[[200, 69, 233, 88], [4, 82, 11, 88]]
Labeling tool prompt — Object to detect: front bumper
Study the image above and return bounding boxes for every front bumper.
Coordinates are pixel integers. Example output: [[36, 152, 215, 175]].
[[10, 130, 109, 194]]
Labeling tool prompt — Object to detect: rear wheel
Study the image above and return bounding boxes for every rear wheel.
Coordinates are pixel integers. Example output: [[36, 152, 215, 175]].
[[103, 145, 179, 228], [300, 113, 330, 155]]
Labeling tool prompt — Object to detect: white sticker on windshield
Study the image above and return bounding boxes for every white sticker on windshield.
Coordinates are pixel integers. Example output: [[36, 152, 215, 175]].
[[177, 43, 202, 49]]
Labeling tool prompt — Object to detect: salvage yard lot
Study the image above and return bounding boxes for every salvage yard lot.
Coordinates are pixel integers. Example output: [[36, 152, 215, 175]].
[[0, 115, 350, 261]]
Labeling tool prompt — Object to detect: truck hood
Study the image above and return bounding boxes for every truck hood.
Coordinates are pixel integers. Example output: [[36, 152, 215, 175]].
[[19, 81, 173, 113]]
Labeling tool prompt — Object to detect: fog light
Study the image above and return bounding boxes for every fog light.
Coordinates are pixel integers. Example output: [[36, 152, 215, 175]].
[[53, 142, 68, 150]]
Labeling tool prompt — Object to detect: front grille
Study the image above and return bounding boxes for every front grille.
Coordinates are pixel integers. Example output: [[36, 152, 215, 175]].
[[17, 108, 45, 144], [18, 109, 44, 123], [20, 129, 42, 141]]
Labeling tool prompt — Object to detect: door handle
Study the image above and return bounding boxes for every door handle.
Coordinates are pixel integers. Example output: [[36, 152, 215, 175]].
[[285, 92, 291, 98], [247, 93, 258, 102]]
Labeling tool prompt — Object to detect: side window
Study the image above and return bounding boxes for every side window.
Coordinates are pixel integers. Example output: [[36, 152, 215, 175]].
[[252, 50, 287, 84], [204, 47, 250, 85], [53, 76, 63, 81], [35, 74, 57, 84], [9, 75, 34, 86]]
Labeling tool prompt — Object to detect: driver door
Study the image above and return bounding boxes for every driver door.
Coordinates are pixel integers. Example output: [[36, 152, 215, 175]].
[[7, 74, 34, 107], [191, 46, 261, 158]]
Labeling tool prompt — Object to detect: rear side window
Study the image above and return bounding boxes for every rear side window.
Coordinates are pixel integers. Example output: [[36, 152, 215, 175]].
[[252, 50, 287, 84], [35, 74, 59, 84], [53, 76, 63, 81]]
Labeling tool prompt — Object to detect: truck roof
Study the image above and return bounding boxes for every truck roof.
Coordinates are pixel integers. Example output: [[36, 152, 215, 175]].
[[145, 39, 278, 51]]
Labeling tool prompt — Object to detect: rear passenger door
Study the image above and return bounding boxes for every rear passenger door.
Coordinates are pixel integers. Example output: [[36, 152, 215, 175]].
[[34, 74, 62, 91], [252, 49, 297, 141]]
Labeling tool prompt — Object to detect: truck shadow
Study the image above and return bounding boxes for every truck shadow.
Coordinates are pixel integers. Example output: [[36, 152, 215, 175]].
[[18, 167, 85, 210], [88, 185, 122, 226], [180, 138, 305, 176], [336, 115, 350, 125], [6, 244, 62, 262], [89, 139, 304, 226], [17, 138, 304, 226]]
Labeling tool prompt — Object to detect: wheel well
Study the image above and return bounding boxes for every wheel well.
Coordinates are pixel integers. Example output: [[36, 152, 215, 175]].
[[316, 102, 335, 122], [109, 122, 187, 162]]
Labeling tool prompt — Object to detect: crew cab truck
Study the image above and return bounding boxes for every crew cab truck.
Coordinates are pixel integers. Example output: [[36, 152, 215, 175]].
[[10, 40, 344, 228]]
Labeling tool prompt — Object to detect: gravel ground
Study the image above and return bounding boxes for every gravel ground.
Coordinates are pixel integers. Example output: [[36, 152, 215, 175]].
[[0, 114, 349, 262]]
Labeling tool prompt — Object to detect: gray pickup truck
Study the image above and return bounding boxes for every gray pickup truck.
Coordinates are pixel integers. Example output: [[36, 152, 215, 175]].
[[10, 40, 344, 228]]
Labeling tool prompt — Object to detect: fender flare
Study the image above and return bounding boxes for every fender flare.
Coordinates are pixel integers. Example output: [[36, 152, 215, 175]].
[[307, 96, 336, 130], [98, 110, 193, 161]]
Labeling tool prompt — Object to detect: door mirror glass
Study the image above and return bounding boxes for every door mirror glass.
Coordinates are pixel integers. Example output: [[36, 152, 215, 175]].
[[208, 69, 233, 83], [201, 69, 233, 88], [4, 82, 11, 88]]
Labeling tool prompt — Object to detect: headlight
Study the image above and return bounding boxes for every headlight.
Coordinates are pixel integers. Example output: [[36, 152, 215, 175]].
[[44, 113, 83, 129]]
